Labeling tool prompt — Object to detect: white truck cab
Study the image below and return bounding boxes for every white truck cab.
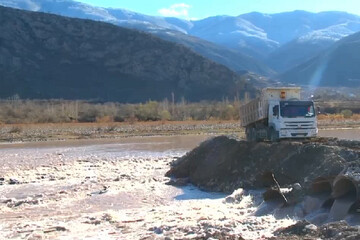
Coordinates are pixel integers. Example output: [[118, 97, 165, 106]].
[[240, 87, 318, 141]]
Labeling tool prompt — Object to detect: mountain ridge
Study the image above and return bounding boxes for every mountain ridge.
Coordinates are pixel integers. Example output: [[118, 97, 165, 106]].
[[2, 0, 360, 75], [0, 6, 255, 102], [3, 0, 360, 88], [279, 31, 360, 87]]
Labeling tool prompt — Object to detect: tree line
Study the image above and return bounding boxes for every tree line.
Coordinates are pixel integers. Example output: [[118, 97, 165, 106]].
[[1, 96, 357, 124], [0, 98, 242, 124]]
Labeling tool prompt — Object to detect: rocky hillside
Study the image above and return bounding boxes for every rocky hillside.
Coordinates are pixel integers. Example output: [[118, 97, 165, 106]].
[[265, 19, 360, 72], [136, 28, 275, 77], [3, 0, 360, 78], [279, 31, 360, 87], [0, 6, 255, 102], [0, 0, 273, 76], [265, 37, 334, 72]]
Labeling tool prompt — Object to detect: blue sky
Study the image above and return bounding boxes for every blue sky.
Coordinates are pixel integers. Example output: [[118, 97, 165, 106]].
[[76, 0, 360, 19]]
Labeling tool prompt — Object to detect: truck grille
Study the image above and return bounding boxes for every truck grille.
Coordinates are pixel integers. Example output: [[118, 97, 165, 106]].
[[283, 121, 314, 129]]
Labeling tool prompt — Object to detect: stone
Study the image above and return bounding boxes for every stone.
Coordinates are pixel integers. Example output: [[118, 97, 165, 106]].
[[165, 177, 189, 186], [8, 178, 20, 185]]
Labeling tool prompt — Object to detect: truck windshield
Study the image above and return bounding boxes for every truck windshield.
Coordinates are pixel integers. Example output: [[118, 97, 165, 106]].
[[280, 101, 315, 118]]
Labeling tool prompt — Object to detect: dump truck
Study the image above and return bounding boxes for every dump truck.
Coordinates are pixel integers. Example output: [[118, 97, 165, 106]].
[[240, 87, 318, 141]]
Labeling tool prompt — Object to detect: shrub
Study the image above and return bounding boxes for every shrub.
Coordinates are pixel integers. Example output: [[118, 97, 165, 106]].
[[341, 109, 353, 118], [135, 101, 159, 121], [160, 110, 171, 121], [96, 116, 114, 123]]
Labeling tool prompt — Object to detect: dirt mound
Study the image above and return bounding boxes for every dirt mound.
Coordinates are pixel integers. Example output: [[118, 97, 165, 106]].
[[166, 136, 360, 193], [270, 220, 360, 240], [166, 136, 360, 228]]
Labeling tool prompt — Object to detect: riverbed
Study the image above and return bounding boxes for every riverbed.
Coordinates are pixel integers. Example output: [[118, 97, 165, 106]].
[[0, 130, 359, 239]]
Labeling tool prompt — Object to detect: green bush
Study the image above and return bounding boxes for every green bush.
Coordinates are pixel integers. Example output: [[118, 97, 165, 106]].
[[160, 110, 171, 121], [135, 101, 160, 121], [341, 109, 353, 118]]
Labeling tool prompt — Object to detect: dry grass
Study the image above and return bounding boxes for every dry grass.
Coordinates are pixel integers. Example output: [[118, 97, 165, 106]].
[[317, 113, 360, 128], [318, 113, 360, 121]]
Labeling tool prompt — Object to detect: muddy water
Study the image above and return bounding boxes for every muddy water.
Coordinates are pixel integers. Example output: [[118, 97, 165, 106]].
[[0, 135, 213, 220], [0, 135, 209, 173], [0, 134, 210, 152], [319, 128, 360, 140]]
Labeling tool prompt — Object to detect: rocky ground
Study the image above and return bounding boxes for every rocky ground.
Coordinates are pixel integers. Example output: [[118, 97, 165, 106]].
[[270, 220, 360, 240]]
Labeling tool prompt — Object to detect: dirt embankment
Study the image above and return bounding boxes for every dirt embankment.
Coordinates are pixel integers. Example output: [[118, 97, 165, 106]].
[[167, 136, 360, 192], [166, 136, 360, 238]]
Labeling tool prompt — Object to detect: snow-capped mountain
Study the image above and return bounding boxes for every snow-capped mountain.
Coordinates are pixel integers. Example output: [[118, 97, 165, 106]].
[[0, 0, 188, 31], [298, 21, 360, 43], [187, 15, 279, 60], [201, 11, 360, 59], [265, 20, 360, 72], [279, 30, 360, 87], [0, 0, 41, 11]]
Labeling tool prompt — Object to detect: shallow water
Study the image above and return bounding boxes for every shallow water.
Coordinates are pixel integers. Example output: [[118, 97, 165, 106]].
[[0, 135, 209, 173], [0, 135, 215, 217], [0, 134, 209, 149], [319, 128, 360, 140]]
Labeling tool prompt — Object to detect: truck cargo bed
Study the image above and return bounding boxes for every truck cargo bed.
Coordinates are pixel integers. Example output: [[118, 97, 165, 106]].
[[240, 98, 268, 127]]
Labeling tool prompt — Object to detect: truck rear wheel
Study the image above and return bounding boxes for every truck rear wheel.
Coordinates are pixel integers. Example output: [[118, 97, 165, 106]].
[[246, 128, 256, 142], [270, 128, 279, 142]]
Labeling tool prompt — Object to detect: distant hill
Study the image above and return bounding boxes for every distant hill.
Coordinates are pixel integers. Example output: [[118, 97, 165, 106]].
[[279, 31, 360, 87], [0, 6, 255, 102]]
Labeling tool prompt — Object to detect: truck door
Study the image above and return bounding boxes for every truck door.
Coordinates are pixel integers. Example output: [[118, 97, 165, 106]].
[[268, 103, 280, 131]]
